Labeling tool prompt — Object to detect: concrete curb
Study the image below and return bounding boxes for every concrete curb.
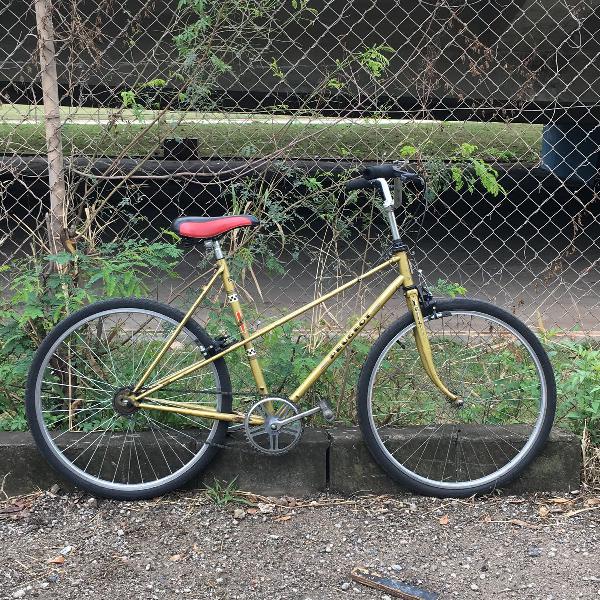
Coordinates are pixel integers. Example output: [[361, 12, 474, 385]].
[[327, 427, 581, 495], [0, 428, 581, 498]]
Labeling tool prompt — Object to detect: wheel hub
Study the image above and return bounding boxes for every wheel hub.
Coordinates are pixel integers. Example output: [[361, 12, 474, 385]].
[[112, 387, 138, 416]]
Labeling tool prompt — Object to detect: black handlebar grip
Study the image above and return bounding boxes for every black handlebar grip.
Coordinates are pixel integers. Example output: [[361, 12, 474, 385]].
[[345, 177, 377, 192], [362, 164, 425, 190], [362, 164, 397, 180]]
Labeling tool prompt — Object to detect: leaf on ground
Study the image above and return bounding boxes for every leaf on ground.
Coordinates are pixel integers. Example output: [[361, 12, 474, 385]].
[[539, 505, 550, 518], [169, 554, 182, 562], [439, 514, 449, 525], [274, 515, 292, 522], [0, 500, 31, 520], [549, 497, 574, 505], [584, 498, 600, 507], [481, 514, 492, 523], [562, 505, 600, 518], [246, 508, 259, 515], [0, 506, 22, 515], [509, 519, 538, 529], [47, 555, 65, 564]]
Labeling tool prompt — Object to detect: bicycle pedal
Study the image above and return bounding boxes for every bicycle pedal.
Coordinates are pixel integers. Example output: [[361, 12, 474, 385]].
[[319, 399, 335, 422]]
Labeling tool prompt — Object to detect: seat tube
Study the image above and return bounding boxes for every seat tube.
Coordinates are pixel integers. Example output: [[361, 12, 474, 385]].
[[214, 243, 269, 396]]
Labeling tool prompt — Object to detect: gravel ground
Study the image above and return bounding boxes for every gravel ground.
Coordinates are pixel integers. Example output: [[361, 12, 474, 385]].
[[1, 487, 599, 600]]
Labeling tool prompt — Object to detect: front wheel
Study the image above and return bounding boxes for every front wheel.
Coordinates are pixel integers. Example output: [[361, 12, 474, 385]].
[[25, 298, 232, 500], [357, 298, 556, 497]]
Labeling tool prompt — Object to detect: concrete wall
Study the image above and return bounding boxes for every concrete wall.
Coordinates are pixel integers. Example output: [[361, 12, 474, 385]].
[[1, 0, 599, 108]]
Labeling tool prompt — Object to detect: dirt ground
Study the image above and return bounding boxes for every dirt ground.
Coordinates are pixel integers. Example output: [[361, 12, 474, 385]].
[[1, 487, 599, 600]]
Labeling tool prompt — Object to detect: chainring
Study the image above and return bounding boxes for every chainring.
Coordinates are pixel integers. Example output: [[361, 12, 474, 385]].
[[243, 397, 303, 455]]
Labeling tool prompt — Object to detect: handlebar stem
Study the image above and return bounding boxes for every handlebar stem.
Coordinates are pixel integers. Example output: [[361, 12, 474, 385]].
[[376, 178, 401, 242], [377, 177, 394, 208]]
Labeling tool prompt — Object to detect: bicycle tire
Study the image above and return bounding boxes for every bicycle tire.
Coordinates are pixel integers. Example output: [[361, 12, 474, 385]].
[[357, 298, 556, 497], [26, 297, 232, 500]]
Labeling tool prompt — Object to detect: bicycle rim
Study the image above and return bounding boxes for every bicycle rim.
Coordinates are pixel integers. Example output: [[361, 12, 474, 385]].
[[31, 307, 226, 495], [366, 309, 549, 491]]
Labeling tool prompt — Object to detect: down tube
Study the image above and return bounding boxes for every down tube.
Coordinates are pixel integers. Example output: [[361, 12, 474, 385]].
[[289, 273, 405, 403]]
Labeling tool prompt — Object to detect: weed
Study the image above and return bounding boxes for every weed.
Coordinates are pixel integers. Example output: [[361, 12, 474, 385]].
[[204, 478, 252, 506]]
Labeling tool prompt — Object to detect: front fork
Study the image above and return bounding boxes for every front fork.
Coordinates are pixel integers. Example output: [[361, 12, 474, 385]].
[[397, 252, 460, 403]]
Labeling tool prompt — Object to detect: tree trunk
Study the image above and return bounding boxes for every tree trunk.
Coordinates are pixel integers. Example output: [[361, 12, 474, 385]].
[[35, 0, 67, 263]]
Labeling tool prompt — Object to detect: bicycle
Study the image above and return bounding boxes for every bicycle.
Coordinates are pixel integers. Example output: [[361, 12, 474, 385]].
[[25, 164, 556, 500]]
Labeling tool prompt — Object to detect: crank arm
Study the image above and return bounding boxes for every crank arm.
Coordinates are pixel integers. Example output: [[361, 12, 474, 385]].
[[275, 405, 321, 427]]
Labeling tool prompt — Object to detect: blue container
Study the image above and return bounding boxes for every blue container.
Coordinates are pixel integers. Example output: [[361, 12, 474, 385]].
[[541, 120, 600, 183]]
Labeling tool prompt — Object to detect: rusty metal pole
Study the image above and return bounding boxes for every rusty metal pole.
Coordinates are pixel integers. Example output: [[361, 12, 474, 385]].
[[34, 0, 67, 260]]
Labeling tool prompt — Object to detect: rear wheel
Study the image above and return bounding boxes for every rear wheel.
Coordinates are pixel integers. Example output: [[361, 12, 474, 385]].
[[357, 298, 556, 497], [26, 298, 232, 500]]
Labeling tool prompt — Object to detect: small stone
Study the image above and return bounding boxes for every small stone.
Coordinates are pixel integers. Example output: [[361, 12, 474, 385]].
[[391, 564, 403, 571], [117, 529, 124, 537], [49, 484, 60, 495], [233, 508, 245, 520], [470, 583, 479, 591], [325, 544, 332, 553], [257, 503, 274, 514], [528, 547, 542, 557], [341, 582, 351, 591], [60, 546, 72, 556], [12, 590, 26, 599], [215, 578, 224, 584], [382, 596, 392, 600], [86, 497, 98, 508]]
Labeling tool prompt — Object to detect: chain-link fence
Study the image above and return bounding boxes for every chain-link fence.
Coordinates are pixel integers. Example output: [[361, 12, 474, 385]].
[[0, 0, 598, 427]]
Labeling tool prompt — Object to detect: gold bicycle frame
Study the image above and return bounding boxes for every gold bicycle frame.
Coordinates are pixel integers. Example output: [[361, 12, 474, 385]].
[[129, 247, 457, 424]]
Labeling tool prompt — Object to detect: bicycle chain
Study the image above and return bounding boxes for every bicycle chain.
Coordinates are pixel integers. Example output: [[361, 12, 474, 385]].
[[137, 388, 270, 454]]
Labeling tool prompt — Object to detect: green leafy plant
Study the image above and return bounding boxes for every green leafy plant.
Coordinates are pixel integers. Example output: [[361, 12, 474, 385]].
[[327, 77, 344, 90], [355, 45, 394, 78], [551, 341, 600, 440], [269, 58, 285, 80], [204, 478, 252, 506], [432, 279, 467, 298], [486, 147, 517, 162], [0, 239, 182, 431], [450, 143, 506, 197]]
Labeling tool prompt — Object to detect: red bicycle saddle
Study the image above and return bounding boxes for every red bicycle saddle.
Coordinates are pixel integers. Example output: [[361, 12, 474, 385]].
[[172, 215, 259, 239]]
